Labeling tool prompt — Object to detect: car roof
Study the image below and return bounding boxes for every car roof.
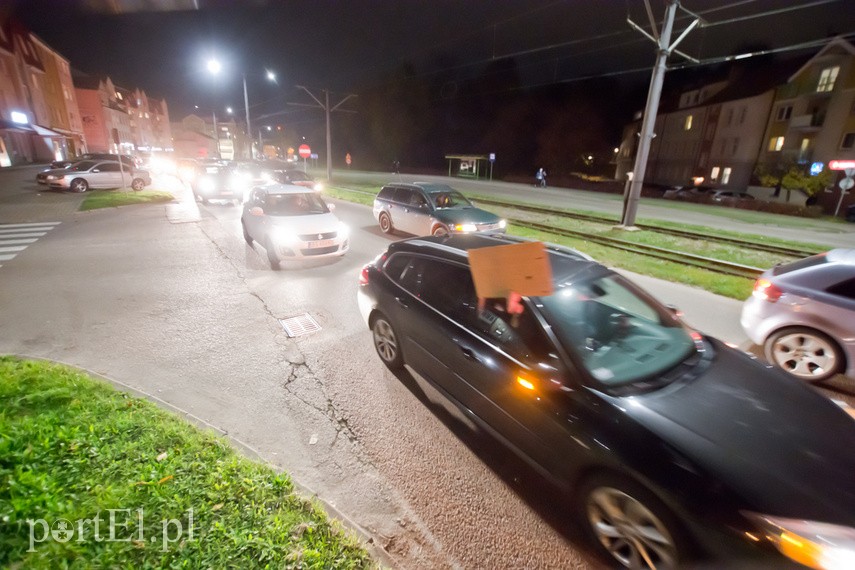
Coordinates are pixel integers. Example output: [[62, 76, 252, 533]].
[[385, 234, 597, 281], [256, 183, 316, 195]]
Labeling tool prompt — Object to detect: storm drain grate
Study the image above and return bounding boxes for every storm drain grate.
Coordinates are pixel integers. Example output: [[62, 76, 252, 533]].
[[279, 313, 321, 338]]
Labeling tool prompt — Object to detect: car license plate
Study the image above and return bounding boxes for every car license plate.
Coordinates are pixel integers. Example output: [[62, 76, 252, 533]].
[[307, 239, 335, 248]]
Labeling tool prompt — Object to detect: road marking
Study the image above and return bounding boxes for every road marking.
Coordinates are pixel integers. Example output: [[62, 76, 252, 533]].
[[0, 222, 60, 268]]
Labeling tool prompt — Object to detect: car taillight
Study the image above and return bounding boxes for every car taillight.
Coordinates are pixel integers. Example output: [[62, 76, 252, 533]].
[[359, 265, 370, 286], [752, 278, 782, 302]]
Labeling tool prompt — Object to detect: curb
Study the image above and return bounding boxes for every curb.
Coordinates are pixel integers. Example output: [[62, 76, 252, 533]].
[[7, 353, 397, 569]]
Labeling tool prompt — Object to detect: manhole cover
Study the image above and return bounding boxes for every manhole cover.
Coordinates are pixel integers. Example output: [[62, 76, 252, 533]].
[[279, 313, 321, 337]]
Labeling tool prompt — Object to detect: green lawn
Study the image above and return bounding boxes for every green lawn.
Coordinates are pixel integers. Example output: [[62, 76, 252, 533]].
[[79, 190, 175, 211], [0, 357, 376, 569]]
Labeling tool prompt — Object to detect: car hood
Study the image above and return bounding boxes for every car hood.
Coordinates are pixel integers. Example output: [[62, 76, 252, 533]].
[[434, 207, 500, 224], [266, 211, 341, 233], [617, 339, 855, 524], [41, 167, 72, 176]]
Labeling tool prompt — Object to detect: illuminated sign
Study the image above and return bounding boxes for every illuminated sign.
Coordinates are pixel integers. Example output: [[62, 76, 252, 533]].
[[829, 160, 855, 170], [10, 111, 28, 124], [810, 162, 824, 176]]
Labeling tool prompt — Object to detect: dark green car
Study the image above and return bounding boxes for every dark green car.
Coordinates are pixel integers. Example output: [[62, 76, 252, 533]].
[[373, 182, 506, 237]]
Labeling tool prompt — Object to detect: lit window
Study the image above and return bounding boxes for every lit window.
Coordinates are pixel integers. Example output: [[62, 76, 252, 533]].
[[769, 136, 784, 152], [684, 115, 693, 130], [710, 166, 720, 181], [817, 66, 839, 92], [722, 168, 732, 184]]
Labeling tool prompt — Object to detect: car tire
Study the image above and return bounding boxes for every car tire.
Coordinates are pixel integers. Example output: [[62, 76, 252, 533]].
[[266, 238, 280, 270], [764, 327, 844, 383], [131, 178, 145, 191], [70, 178, 89, 193], [371, 313, 404, 370], [241, 221, 253, 245], [431, 225, 449, 237], [577, 472, 691, 570], [379, 212, 394, 234]]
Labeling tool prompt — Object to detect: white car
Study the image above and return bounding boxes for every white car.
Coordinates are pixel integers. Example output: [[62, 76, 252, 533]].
[[240, 184, 349, 269], [45, 160, 151, 192]]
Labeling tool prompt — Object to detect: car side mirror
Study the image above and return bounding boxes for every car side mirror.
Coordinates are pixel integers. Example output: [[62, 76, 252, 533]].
[[249, 206, 264, 216]]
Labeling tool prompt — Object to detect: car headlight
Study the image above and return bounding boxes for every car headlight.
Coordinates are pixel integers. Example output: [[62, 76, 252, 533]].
[[745, 513, 855, 570], [199, 178, 215, 192], [271, 227, 299, 245], [454, 223, 477, 232], [46, 175, 60, 181], [262, 172, 274, 183], [313, 182, 324, 192], [498, 219, 507, 229], [337, 222, 350, 239]]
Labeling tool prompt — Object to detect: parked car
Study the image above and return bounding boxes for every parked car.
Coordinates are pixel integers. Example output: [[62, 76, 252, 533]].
[[240, 183, 349, 269], [373, 182, 506, 237], [44, 160, 151, 192], [358, 233, 855, 570], [741, 249, 855, 383], [712, 190, 755, 202]]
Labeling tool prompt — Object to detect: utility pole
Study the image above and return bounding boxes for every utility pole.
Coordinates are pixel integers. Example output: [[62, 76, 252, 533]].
[[293, 86, 357, 182], [243, 74, 252, 159], [619, 0, 700, 228]]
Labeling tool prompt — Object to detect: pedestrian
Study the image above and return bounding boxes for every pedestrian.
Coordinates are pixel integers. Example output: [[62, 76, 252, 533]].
[[540, 168, 547, 187], [535, 167, 543, 187]]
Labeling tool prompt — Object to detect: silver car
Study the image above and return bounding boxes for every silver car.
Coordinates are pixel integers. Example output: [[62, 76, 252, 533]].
[[741, 249, 855, 383], [45, 160, 151, 192]]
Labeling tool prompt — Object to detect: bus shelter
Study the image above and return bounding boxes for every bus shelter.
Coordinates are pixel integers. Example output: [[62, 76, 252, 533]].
[[445, 154, 488, 179]]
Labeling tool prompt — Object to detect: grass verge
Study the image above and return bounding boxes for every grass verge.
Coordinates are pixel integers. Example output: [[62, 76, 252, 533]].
[[79, 190, 175, 211], [0, 357, 376, 569]]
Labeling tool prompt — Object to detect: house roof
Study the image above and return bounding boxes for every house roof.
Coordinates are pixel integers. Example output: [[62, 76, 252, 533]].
[[789, 36, 855, 82]]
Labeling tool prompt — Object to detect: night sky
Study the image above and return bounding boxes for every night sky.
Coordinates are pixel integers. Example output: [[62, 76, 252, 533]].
[[9, 0, 855, 126]]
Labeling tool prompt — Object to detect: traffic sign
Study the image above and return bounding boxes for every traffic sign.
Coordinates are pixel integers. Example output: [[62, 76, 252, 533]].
[[298, 144, 311, 158], [839, 177, 854, 191]]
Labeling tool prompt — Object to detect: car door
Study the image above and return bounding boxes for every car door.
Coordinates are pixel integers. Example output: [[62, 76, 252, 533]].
[[389, 187, 421, 236], [89, 161, 121, 188]]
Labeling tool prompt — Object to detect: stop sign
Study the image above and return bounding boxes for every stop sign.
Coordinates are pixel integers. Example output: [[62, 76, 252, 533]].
[[298, 144, 311, 158]]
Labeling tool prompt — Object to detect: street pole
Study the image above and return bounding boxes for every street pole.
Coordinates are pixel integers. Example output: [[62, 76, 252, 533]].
[[258, 129, 264, 158], [294, 86, 357, 182], [243, 74, 252, 159], [619, 0, 699, 228], [212, 111, 219, 158]]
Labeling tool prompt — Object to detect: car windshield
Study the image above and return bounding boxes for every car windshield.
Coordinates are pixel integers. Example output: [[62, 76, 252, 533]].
[[536, 272, 696, 386], [428, 190, 472, 209], [264, 192, 329, 216]]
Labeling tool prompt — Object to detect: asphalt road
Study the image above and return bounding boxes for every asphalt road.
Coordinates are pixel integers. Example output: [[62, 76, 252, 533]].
[[1, 165, 852, 569]]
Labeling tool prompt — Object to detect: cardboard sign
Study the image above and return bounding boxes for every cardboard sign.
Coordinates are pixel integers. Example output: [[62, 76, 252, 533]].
[[468, 241, 553, 300]]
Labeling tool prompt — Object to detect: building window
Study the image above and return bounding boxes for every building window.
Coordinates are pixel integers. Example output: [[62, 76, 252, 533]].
[[684, 115, 693, 130], [722, 167, 732, 184], [739, 107, 746, 125], [711, 166, 720, 181], [720, 140, 727, 155], [776, 105, 792, 121], [726, 108, 734, 126], [817, 66, 839, 93], [841, 133, 855, 150], [769, 136, 785, 152], [732, 138, 740, 156]]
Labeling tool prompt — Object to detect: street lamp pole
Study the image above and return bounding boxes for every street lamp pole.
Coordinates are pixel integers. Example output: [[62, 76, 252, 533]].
[[212, 111, 219, 158], [243, 74, 252, 158]]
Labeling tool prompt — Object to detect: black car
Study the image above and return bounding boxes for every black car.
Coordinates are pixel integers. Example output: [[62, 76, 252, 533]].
[[357, 233, 855, 570]]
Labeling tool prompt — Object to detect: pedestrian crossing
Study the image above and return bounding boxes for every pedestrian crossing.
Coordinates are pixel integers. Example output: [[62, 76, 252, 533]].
[[0, 222, 61, 267]]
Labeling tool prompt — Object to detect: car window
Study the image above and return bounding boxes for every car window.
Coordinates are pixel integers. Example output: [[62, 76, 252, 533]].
[[392, 187, 412, 204], [409, 193, 428, 208], [263, 192, 329, 216], [428, 190, 472, 209], [99, 163, 121, 172], [70, 161, 97, 171], [382, 254, 412, 282], [377, 186, 395, 200], [537, 273, 696, 386], [826, 277, 855, 300]]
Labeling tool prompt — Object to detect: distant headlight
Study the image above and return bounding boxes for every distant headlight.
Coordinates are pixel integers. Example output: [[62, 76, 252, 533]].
[[199, 178, 215, 192], [313, 182, 324, 192], [745, 513, 855, 570], [271, 227, 299, 245], [498, 219, 507, 229], [454, 223, 478, 233], [337, 222, 350, 238], [262, 172, 274, 183]]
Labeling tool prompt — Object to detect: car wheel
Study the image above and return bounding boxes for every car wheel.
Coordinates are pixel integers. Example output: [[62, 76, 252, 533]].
[[371, 313, 403, 370], [764, 327, 843, 382], [131, 178, 145, 191], [431, 225, 449, 237], [578, 473, 690, 570], [241, 221, 253, 245], [70, 178, 89, 193], [379, 212, 394, 234], [266, 238, 280, 270]]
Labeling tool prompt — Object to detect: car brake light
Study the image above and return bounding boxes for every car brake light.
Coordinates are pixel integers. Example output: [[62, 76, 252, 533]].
[[359, 265, 370, 286], [752, 278, 782, 302]]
